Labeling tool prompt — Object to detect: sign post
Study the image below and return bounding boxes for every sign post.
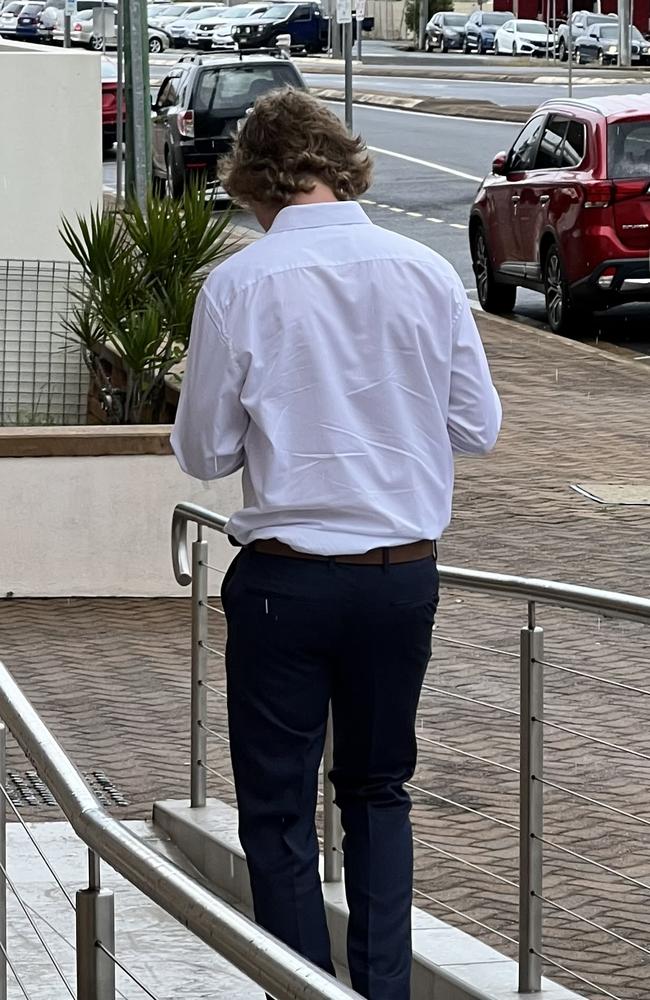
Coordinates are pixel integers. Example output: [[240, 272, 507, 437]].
[[567, 0, 573, 97], [356, 0, 365, 61], [124, 0, 151, 210], [620, 0, 631, 68], [63, 0, 75, 46], [337, 0, 353, 130]]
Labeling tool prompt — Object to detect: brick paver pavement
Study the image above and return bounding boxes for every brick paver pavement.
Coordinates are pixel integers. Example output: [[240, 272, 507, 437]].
[[2, 313, 650, 999]]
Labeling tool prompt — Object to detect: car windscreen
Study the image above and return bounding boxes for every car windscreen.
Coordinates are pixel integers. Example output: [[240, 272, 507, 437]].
[[193, 63, 299, 112], [609, 120, 650, 178], [2, 3, 23, 12], [519, 21, 547, 33], [159, 3, 186, 14], [483, 13, 510, 25], [184, 5, 220, 16], [21, 3, 43, 13], [442, 14, 466, 25], [259, 3, 294, 17]]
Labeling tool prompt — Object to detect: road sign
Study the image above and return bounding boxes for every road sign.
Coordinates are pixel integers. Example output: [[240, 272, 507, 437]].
[[64, 0, 76, 14], [356, 0, 365, 17], [336, 0, 352, 24]]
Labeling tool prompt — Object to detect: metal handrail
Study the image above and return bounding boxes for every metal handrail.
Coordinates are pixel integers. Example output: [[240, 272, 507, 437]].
[[171, 501, 650, 624], [0, 660, 360, 1000]]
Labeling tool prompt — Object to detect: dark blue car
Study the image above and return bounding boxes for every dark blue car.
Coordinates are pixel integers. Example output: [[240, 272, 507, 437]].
[[15, 0, 51, 40], [463, 9, 510, 53]]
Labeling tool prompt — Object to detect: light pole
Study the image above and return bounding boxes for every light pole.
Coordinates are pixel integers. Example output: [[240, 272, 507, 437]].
[[567, 0, 573, 97], [418, 0, 427, 50], [619, 0, 631, 68], [123, 0, 151, 209]]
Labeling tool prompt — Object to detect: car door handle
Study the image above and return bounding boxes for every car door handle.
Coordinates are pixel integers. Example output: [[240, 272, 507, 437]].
[[511, 195, 520, 203], [539, 195, 550, 205]]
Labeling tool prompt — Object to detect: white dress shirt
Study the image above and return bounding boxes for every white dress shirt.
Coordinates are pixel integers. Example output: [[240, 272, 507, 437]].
[[171, 201, 501, 555]]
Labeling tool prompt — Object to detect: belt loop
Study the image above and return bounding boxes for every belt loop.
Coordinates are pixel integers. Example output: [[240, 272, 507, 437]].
[[382, 547, 390, 573]]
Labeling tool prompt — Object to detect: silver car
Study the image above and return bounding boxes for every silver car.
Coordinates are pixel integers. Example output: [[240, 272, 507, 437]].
[[188, 0, 269, 49], [149, 0, 213, 29], [166, 3, 223, 46], [0, 1, 25, 36]]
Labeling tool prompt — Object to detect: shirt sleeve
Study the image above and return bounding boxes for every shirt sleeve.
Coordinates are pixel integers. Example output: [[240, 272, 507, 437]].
[[447, 285, 502, 455], [170, 287, 248, 481]]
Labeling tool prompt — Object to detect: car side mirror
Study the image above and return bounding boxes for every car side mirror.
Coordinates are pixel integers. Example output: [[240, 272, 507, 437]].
[[492, 151, 508, 175]]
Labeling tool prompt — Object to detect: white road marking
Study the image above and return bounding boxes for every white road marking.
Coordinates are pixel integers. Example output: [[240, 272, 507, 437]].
[[406, 210, 423, 217], [368, 145, 482, 183], [449, 223, 468, 230], [389, 206, 405, 212], [426, 216, 443, 223]]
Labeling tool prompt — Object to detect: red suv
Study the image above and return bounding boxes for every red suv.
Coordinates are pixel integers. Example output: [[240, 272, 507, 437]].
[[469, 95, 650, 333]]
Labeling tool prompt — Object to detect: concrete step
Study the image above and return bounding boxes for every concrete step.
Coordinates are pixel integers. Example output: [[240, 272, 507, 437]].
[[154, 797, 586, 1000]]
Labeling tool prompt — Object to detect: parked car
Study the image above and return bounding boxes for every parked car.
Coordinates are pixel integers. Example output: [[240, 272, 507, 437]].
[[148, 22, 170, 49], [555, 10, 614, 61], [469, 95, 650, 334], [233, 1, 372, 53], [47, 0, 116, 44], [101, 56, 124, 156], [463, 10, 511, 53], [494, 18, 554, 57], [151, 52, 306, 198], [0, 1, 25, 36], [149, 1, 213, 29], [15, 1, 49, 40], [188, 1, 270, 49], [211, 1, 270, 47], [424, 11, 467, 52], [167, 3, 224, 46], [574, 23, 650, 65]]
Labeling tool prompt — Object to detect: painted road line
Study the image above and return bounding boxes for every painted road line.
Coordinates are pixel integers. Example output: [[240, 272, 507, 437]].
[[406, 211, 423, 217], [368, 146, 482, 183], [389, 206, 405, 212], [449, 223, 468, 230], [426, 216, 443, 223]]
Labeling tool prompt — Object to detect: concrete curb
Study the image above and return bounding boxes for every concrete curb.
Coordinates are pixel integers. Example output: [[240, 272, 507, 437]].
[[311, 87, 532, 121]]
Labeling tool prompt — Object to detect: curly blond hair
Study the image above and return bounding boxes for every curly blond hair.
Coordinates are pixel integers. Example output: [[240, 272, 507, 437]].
[[219, 88, 373, 208]]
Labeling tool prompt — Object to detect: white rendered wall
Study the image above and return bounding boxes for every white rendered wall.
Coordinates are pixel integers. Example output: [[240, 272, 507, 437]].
[[1, 456, 242, 597], [0, 43, 103, 261]]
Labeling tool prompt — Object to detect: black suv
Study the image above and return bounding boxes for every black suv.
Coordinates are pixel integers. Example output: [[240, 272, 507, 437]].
[[151, 53, 306, 198]]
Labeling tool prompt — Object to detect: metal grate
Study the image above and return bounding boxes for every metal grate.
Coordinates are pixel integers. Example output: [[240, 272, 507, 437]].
[[8, 770, 129, 809], [0, 259, 89, 426]]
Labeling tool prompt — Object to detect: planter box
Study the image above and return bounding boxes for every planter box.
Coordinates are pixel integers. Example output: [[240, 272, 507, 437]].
[[0, 425, 240, 597]]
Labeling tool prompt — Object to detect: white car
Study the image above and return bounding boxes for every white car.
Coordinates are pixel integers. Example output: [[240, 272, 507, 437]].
[[494, 18, 554, 57], [0, 0, 25, 36], [149, 0, 213, 29], [166, 3, 223, 46], [148, 23, 170, 50], [186, 0, 268, 48]]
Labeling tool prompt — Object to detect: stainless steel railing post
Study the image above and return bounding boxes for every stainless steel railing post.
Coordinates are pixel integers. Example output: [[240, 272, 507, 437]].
[[76, 849, 116, 1000], [191, 530, 209, 808], [0, 724, 6, 1000], [323, 712, 343, 883], [518, 602, 544, 993]]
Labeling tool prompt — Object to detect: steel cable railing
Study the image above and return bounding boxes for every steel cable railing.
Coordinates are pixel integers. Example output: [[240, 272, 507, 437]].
[[172, 500, 650, 1000]]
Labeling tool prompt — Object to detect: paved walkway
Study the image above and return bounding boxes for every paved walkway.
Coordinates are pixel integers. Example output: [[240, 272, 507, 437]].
[[2, 313, 650, 1000]]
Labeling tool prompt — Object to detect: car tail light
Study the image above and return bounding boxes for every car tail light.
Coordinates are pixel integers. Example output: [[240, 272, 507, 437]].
[[598, 266, 617, 289], [73, 21, 82, 29], [613, 178, 650, 201], [102, 90, 116, 114], [582, 181, 614, 208], [178, 110, 194, 138]]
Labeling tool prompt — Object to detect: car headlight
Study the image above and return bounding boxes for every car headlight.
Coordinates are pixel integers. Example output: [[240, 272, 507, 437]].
[[642, 44, 650, 51], [607, 44, 617, 52]]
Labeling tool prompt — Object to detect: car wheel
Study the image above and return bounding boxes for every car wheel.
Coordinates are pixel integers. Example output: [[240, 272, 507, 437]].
[[463, 36, 470, 53], [494, 40, 499, 55], [440, 37, 448, 52], [165, 152, 184, 199], [471, 224, 517, 315], [559, 38, 567, 61], [425, 34, 433, 51], [477, 36, 483, 54], [89, 34, 103, 50], [543, 243, 590, 335], [149, 35, 163, 52]]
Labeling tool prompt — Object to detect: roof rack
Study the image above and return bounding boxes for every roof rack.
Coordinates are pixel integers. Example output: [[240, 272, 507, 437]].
[[538, 97, 604, 115], [175, 45, 290, 66]]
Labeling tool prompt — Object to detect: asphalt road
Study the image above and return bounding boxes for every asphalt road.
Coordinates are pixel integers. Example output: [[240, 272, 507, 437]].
[[308, 72, 650, 108], [104, 70, 650, 351]]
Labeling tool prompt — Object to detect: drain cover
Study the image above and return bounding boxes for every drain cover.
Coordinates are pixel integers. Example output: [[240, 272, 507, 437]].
[[571, 483, 650, 505], [7, 770, 129, 809]]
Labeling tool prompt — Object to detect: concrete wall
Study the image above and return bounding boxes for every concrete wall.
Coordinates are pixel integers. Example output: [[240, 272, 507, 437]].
[[0, 42, 103, 262], [1, 455, 241, 597]]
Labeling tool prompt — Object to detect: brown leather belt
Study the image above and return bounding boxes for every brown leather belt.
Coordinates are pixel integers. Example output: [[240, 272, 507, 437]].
[[250, 538, 435, 565]]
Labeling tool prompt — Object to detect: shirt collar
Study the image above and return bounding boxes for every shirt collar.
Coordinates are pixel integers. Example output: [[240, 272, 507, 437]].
[[268, 201, 371, 235]]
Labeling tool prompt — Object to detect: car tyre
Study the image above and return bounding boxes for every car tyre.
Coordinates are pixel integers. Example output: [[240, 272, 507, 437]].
[[149, 35, 163, 52], [165, 151, 184, 200], [425, 34, 433, 51], [494, 39, 499, 55], [89, 34, 104, 50], [463, 36, 470, 53], [558, 37, 567, 61], [440, 37, 448, 52], [472, 224, 517, 315], [477, 35, 483, 54], [544, 243, 591, 335]]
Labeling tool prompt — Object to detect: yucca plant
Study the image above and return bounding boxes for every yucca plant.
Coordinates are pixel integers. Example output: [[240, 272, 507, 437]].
[[60, 186, 234, 424]]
